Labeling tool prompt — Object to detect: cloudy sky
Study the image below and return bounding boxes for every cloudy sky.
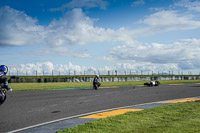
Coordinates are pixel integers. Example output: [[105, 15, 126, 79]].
[[0, 0, 200, 75]]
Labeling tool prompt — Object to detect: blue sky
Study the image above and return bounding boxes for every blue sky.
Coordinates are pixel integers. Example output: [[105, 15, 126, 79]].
[[0, 0, 200, 75]]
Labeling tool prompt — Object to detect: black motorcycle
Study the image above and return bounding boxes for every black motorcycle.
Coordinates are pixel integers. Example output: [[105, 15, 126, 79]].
[[144, 80, 160, 87], [0, 87, 6, 105], [93, 82, 101, 90]]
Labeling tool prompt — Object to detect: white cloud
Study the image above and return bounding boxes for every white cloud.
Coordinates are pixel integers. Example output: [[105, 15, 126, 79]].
[[50, 0, 108, 11], [140, 10, 200, 32], [174, 0, 200, 12], [53, 47, 91, 58], [9, 62, 54, 75], [52, 9, 200, 45], [33, 46, 90, 58], [2, 6, 200, 48], [131, 0, 145, 6], [41, 8, 134, 47], [0, 7, 112, 47], [8, 61, 99, 75], [107, 38, 200, 71], [44, 8, 113, 46], [1, 6, 200, 71], [0, 6, 44, 46], [7, 61, 183, 76]]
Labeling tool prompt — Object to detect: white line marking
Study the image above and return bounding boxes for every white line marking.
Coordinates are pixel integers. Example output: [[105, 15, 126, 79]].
[[105, 91, 120, 95], [8, 96, 200, 133], [78, 97, 86, 100], [64, 100, 69, 103], [94, 94, 101, 97], [82, 99, 93, 103], [27, 107, 46, 113], [50, 104, 58, 107]]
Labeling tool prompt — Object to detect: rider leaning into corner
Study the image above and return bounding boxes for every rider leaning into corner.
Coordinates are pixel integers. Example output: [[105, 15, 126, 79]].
[[93, 75, 101, 90], [0, 65, 12, 91]]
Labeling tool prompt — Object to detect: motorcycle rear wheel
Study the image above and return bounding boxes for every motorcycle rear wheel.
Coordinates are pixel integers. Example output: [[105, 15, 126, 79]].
[[0, 94, 6, 105]]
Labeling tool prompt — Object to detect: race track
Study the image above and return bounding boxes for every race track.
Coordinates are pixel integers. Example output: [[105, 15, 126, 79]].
[[1, 83, 200, 133]]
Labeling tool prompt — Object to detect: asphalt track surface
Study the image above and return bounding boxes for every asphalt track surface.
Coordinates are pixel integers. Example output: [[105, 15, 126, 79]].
[[1, 83, 200, 133]]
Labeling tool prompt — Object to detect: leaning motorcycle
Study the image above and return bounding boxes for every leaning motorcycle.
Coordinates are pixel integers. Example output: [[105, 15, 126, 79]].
[[144, 80, 160, 87], [0, 87, 6, 105]]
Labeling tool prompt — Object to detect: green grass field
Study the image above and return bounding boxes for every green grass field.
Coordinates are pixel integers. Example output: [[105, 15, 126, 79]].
[[56, 101, 200, 133], [9, 79, 200, 91], [9, 80, 200, 91]]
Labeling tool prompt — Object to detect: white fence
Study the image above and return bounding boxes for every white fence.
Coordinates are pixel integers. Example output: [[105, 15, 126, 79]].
[[7, 70, 200, 76]]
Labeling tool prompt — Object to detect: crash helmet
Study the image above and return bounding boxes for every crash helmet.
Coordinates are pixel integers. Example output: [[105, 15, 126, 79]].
[[0, 65, 8, 74], [96, 75, 99, 78]]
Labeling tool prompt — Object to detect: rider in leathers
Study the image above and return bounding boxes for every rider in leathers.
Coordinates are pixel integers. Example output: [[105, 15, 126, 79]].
[[0, 65, 12, 94], [93, 75, 100, 90]]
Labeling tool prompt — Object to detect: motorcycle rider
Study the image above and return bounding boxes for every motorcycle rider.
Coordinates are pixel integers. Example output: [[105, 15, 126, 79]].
[[93, 75, 101, 90], [0, 65, 12, 92]]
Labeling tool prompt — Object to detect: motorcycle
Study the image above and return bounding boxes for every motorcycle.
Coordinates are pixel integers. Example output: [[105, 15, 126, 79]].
[[144, 80, 160, 87], [93, 82, 101, 90], [0, 87, 6, 105]]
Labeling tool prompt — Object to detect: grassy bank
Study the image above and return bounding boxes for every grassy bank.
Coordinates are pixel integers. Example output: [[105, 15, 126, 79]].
[[9, 79, 200, 91], [57, 100, 200, 133]]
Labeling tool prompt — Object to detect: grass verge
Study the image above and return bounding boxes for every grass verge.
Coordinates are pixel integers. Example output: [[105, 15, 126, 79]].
[[9, 80, 200, 91], [56, 100, 200, 133]]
